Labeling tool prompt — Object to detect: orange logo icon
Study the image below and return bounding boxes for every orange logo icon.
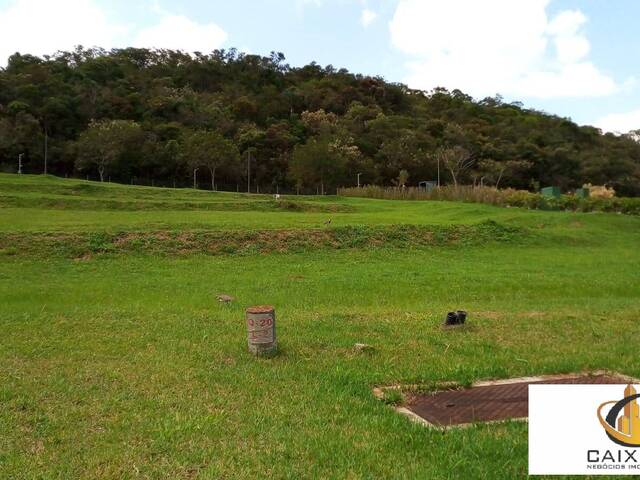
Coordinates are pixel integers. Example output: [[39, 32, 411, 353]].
[[597, 385, 640, 447]]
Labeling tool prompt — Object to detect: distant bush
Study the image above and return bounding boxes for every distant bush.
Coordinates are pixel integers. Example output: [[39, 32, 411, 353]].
[[583, 184, 615, 199], [338, 186, 640, 216]]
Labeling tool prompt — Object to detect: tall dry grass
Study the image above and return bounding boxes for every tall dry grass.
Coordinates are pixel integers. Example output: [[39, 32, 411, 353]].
[[338, 185, 523, 204]]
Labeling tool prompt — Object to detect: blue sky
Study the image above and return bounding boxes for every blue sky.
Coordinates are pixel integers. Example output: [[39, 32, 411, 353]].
[[1, 0, 639, 132]]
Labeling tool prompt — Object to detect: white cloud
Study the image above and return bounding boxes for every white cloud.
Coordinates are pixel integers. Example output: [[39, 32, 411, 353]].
[[132, 14, 227, 52], [547, 10, 589, 64], [296, 0, 323, 9], [0, 0, 228, 67], [361, 8, 378, 27], [517, 63, 617, 98], [595, 109, 640, 134], [389, 0, 621, 99], [0, 0, 124, 65]]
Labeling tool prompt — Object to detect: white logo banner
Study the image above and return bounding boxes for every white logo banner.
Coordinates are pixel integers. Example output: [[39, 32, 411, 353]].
[[529, 384, 640, 475]]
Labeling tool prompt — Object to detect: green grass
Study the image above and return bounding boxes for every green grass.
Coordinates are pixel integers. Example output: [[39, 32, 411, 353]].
[[1, 173, 640, 478], [3, 173, 635, 234]]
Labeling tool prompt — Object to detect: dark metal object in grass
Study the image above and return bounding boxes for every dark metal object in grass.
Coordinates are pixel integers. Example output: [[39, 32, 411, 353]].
[[405, 373, 631, 427], [444, 310, 467, 326], [246, 305, 277, 357]]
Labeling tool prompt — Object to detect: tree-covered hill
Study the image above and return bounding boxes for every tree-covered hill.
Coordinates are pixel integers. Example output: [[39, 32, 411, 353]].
[[1, 47, 639, 195]]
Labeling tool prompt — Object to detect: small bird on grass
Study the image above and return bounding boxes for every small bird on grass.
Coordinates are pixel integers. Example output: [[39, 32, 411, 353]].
[[324, 219, 332, 226]]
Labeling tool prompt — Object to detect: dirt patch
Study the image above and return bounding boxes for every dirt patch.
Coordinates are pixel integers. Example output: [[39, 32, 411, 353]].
[[475, 311, 548, 320], [0, 194, 355, 213], [73, 253, 93, 262], [475, 311, 503, 320], [0, 221, 524, 258]]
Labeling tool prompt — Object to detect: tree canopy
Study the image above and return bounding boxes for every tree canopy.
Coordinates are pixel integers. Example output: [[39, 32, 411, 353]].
[[75, 119, 143, 182], [1, 47, 639, 195], [181, 130, 239, 190]]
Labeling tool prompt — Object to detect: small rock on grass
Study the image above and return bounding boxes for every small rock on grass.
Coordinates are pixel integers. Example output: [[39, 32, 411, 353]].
[[216, 294, 235, 303], [354, 343, 374, 353]]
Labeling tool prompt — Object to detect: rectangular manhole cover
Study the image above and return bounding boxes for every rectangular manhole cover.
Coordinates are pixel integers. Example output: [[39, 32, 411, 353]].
[[401, 373, 634, 427]]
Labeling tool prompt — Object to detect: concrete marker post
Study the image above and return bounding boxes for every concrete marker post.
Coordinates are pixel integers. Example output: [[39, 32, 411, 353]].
[[246, 305, 277, 357]]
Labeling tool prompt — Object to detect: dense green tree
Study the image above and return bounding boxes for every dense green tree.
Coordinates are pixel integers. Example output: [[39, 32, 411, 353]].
[[0, 47, 639, 194], [290, 138, 336, 194], [396, 169, 410, 188], [434, 146, 474, 187], [476, 159, 532, 188], [181, 130, 239, 190], [75, 119, 143, 182]]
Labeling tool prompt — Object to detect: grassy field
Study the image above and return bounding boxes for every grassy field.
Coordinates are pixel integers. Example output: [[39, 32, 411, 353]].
[[1, 173, 639, 479]]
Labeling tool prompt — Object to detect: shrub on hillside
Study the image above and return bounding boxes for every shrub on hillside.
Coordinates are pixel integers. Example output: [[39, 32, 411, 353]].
[[338, 186, 640, 216], [584, 184, 616, 199]]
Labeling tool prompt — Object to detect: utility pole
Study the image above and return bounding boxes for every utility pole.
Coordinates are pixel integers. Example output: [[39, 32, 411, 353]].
[[357, 172, 362, 188], [193, 167, 199, 189], [247, 150, 251, 193], [44, 130, 48, 175], [18, 153, 23, 174]]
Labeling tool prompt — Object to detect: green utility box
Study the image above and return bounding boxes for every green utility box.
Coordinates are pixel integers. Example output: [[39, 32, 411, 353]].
[[541, 186, 561, 198], [574, 187, 590, 198]]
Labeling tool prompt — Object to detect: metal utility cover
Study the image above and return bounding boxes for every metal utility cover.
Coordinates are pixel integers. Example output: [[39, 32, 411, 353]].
[[404, 374, 631, 427]]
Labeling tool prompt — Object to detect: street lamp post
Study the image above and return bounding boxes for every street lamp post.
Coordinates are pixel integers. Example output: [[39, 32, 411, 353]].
[[357, 172, 362, 188], [193, 167, 199, 189], [44, 130, 48, 175], [247, 150, 251, 193]]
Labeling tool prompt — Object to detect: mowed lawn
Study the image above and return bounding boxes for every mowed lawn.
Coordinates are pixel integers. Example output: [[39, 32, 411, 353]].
[[1, 174, 640, 479]]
